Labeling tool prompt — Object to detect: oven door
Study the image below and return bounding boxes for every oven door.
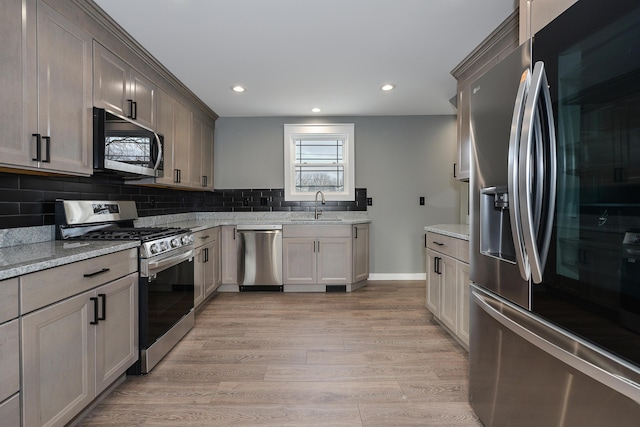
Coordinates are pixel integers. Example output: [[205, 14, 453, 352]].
[[138, 246, 194, 373]]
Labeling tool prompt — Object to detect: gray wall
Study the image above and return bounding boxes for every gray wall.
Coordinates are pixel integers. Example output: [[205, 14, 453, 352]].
[[214, 115, 460, 277]]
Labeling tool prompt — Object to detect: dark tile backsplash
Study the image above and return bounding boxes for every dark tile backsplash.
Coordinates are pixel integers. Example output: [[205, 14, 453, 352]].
[[0, 172, 367, 229]]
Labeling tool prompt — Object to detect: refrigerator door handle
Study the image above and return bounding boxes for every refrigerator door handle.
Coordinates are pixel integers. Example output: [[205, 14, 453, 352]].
[[507, 69, 532, 281], [517, 61, 557, 284], [471, 288, 640, 404]]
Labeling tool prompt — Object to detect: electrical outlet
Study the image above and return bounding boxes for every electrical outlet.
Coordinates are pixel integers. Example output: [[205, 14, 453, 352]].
[[419, 196, 425, 206], [367, 197, 373, 206]]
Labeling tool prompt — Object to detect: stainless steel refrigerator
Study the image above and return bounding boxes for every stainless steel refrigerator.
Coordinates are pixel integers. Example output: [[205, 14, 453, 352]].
[[468, 0, 640, 425]]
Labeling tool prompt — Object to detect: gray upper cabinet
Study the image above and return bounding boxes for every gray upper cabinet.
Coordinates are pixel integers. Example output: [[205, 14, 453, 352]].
[[0, 0, 92, 176], [155, 89, 193, 188], [93, 41, 157, 130], [451, 10, 519, 182], [191, 115, 215, 190]]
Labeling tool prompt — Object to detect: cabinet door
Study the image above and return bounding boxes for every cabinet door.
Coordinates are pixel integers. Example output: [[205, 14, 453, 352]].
[[439, 255, 458, 333], [130, 69, 156, 129], [0, 0, 35, 169], [36, 0, 92, 175], [173, 100, 192, 186], [317, 237, 352, 284], [457, 261, 471, 347], [0, 320, 19, 403], [456, 86, 471, 180], [22, 291, 96, 427], [156, 90, 176, 186], [95, 273, 138, 395], [426, 249, 440, 316], [93, 42, 129, 118], [283, 238, 316, 284], [203, 240, 219, 297], [194, 244, 206, 307], [221, 226, 238, 284], [201, 121, 215, 190], [352, 224, 369, 282], [189, 116, 204, 187]]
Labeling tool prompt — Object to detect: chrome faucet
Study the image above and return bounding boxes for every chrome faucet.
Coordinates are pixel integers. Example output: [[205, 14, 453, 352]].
[[314, 190, 325, 219]]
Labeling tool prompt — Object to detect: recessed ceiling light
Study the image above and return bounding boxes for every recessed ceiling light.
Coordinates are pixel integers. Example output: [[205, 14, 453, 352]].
[[231, 85, 245, 93], [381, 83, 396, 91], [311, 107, 322, 113]]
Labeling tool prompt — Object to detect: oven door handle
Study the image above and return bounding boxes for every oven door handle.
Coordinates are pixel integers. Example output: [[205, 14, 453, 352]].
[[147, 249, 194, 276]]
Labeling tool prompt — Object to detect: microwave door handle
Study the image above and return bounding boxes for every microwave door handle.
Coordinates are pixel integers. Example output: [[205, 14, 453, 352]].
[[508, 69, 532, 281], [152, 133, 163, 173]]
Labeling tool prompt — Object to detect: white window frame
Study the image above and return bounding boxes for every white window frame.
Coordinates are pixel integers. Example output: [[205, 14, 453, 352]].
[[284, 123, 355, 201]]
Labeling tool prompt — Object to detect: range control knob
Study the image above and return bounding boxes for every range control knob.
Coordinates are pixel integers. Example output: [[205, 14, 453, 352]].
[[181, 235, 192, 245], [150, 243, 160, 254], [171, 238, 180, 248], [160, 241, 168, 251]]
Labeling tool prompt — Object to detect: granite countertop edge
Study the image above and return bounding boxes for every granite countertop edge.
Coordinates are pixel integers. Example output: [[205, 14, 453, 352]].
[[0, 240, 139, 281], [424, 224, 470, 241]]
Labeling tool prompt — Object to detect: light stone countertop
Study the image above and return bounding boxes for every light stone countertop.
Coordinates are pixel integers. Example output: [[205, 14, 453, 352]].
[[138, 212, 371, 232], [424, 224, 470, 241], [0, 211, 371, 281], [0, 240, 139, 281]]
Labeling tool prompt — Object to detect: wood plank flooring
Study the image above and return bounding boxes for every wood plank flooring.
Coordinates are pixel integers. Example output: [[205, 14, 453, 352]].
[[78, 281, 481, 426]]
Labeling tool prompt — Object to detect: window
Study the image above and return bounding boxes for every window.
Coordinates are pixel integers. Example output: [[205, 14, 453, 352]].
[[284, 124, 355, 201]]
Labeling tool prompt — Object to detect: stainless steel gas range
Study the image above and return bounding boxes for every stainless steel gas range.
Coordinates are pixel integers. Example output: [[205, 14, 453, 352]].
[[56, 200, 194, 374]]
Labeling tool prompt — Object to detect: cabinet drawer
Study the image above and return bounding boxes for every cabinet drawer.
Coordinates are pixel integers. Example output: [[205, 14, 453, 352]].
[[0, 320, 19, 403], [283, 224, 351, 238], [193, 227, 217, 247], [426, 232, 458, 259], [458, 239, 470, 264], [0, 278, 19, 324], [0, 393, 20, 427], [21, 248, 137, 314]]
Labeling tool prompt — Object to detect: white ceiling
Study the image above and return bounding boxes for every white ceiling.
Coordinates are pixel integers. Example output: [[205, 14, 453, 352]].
[[93, 0, 517, 118]]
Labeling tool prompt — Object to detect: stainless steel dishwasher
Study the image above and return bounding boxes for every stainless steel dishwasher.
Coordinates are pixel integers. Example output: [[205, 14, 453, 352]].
[[236, 224, 283, 291]]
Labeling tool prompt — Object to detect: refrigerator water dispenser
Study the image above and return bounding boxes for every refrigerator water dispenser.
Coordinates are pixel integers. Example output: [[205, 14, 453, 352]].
[[480, 186, 516, 263]]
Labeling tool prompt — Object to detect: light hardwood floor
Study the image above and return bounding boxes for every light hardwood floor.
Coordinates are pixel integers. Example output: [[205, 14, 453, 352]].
[[78, 281, 482, 426]]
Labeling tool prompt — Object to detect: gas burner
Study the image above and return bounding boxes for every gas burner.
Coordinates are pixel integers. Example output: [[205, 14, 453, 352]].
[[55, 200, 193, 258]]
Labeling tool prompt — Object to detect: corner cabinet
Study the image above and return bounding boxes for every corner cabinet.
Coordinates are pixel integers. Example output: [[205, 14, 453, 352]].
[[425, 230, 470, 349], [0, 0, 92, 176], [20, 248, 138, 427]]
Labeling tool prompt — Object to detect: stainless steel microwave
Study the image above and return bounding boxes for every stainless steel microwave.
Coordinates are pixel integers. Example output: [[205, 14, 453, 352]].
[[93, 107, 164, 179]]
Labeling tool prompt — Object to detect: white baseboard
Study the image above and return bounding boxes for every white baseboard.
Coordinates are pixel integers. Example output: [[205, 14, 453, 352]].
[[368, 273, 426, 281]]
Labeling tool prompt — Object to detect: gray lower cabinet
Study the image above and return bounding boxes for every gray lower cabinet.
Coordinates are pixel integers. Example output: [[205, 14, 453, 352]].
[[352, 224, 370, 283], [425, 232, 470, 349], [220, 226, 238, 285], [0, 277, 20, 427], [20, 249, 138, 427], [0, 0, 92, 176], [282, 225, 353, 289], [194, 227, 220, 307]]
